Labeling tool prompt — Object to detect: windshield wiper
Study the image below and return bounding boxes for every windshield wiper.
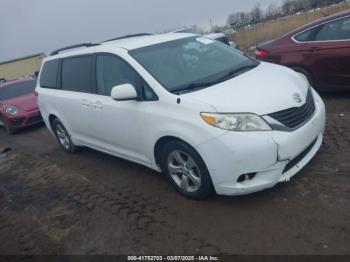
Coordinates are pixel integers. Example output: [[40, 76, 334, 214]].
[[171, 63, 259, 94], [217, 64, 259, 83], [171, 80, 217, 94]]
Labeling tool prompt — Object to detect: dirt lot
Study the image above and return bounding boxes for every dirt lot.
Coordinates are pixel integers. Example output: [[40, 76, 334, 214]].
[[0, 94, 349, 256]]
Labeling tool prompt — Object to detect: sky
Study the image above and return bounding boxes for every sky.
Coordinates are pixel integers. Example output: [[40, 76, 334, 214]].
[[0, 0, 279, 62]]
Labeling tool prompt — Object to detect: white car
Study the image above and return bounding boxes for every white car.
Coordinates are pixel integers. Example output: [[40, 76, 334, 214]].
[[205, 33, 239, 49], [37, 33, 326, 199]]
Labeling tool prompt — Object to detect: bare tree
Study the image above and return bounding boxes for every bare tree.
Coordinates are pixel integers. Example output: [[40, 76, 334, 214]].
[[250, 3, 263, 24], [282, 0, 294, 15], [265, 2, 281, 19], [226, 0, 343, 31], [227, 12, 252, 29]]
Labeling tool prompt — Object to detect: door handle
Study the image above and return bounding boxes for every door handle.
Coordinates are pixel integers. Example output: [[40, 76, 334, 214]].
[[92, 101, 103, 109], [81, 99, 91, 107], [308, 47, 321, 52]]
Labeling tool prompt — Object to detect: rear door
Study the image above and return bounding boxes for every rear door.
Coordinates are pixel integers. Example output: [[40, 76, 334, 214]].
[[56, 55, 98, 142], [300, 16, 350, 91]]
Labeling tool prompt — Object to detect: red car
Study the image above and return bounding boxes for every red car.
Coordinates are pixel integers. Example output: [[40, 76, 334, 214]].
[[255, 10, 350, 92], [0, 78, 42, 134]]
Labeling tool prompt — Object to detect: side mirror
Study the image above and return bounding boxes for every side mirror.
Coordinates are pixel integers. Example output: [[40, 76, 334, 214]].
[[111, 83, 138, 101]]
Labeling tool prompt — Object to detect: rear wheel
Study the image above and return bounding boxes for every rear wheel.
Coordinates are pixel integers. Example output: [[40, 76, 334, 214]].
[[160, 141, 213, 199], [52, 119, 77, 153], [0, 116, 15, 135]]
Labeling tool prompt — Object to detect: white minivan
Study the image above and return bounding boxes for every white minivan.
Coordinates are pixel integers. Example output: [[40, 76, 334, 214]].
[[37, 33, 326, 199]]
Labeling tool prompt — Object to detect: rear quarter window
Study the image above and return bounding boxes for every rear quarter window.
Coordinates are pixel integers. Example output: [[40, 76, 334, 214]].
[[294, 26, 321, 42], [40, 59, 59, 88]]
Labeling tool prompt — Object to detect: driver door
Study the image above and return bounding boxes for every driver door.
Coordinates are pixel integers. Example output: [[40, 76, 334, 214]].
[[86, 54, 151, 165]]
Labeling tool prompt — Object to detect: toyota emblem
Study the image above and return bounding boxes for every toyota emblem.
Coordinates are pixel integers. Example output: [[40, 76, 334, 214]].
[[293, 93, 302, 103]]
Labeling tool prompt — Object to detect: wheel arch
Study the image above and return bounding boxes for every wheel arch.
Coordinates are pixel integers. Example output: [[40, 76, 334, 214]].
[[153, 135, 214, 199], [48, 114, 58, 131], [153, 136, 197, 168]]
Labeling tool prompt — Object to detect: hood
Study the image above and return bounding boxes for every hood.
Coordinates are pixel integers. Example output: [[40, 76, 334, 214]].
[[4, 93, 38, 112], [183, 62, 309, 115]]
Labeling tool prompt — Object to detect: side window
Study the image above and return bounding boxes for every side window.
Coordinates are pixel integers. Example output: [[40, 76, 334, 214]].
[[40, 59, 59, 88], [143, 82, 157, 100], [316, 17, 350, 41], [96, 55, 142, 96], [294, 26, 321, 42], [61, 56, 92, 93]]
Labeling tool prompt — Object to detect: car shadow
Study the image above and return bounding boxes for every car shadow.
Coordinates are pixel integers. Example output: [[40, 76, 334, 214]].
[[11, 123, 45, 135]]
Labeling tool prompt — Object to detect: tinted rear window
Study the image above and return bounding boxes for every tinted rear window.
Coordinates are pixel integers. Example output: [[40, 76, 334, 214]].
[[0, 80, 36, 101], [61, 56, 92, 93], [40, 59, 59, 88], [216, 37, 229, 45], [294, 26, 320, 42]]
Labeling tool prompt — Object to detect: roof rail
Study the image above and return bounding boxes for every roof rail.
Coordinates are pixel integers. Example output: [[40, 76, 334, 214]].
[[102, 33, 152, 43], [50, 43, 100, 56]]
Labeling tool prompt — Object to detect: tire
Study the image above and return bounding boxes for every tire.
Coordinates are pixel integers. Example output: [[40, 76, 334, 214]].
[[290, 66, 314, 87], [0, 116, 15, 135], [160, 141, 213, 199], [52, 119, 77, 153]]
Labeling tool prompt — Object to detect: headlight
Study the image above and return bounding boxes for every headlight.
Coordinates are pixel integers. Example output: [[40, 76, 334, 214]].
[[5, 107, 19, 115], [201, 113, 271, 131]]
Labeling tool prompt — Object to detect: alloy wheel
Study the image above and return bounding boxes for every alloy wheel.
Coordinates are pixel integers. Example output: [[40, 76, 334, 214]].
[[166, 150, 202, 193], [56, 124, 71, 150]]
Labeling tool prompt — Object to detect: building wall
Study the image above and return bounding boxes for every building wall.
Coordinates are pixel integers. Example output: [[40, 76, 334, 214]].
[[0, 54, 45, 80]]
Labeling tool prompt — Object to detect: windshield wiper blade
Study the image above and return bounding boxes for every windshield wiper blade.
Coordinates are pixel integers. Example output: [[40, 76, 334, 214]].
[[171, 64, 259, 94], [219, 64, 258, 81], [171, 81, 216, 94]]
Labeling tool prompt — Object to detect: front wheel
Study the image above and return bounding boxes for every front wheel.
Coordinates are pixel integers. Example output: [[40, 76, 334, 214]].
[[52, 119, 77, 153], [160, 141, 213, 199]]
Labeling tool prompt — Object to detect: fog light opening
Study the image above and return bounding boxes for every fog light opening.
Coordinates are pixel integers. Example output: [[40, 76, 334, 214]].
[[237, 173, 256, 183]]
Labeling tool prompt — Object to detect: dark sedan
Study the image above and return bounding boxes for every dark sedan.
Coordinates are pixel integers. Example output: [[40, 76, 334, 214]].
[[255, 10, 350, 92]]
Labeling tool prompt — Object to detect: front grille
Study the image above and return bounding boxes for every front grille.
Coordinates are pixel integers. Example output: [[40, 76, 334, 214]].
[[11, 118, 24, 126], [283, 138, 317, 174], [269, 89, 315, 129], [27, 114, 42, 124]]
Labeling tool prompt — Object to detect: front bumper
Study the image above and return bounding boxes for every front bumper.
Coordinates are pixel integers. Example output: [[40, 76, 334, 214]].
[[5, 109, 43, 129], [196, 89, 326, 196]]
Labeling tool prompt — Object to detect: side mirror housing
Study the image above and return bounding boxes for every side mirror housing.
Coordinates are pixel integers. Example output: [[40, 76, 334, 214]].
[[111, 83, 138, 101]]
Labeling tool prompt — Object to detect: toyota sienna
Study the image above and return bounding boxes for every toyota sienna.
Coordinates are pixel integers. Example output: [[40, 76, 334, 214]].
[[37, 33, 326, 199]]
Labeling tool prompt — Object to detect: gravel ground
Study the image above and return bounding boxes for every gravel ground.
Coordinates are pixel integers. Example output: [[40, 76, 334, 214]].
[[0, 94, 349, 256]]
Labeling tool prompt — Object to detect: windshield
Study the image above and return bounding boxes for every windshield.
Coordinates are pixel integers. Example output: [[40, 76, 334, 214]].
[[0, 80, 36, 101], [130, 37, 259, 93]]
